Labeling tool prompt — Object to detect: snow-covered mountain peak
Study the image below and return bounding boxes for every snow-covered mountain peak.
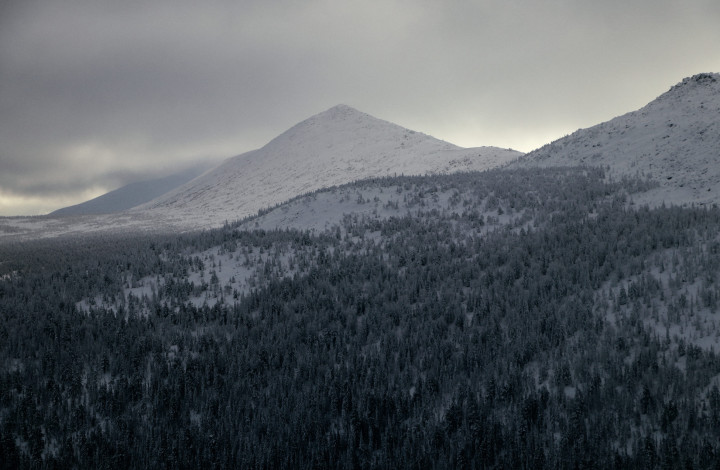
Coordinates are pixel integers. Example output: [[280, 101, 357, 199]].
[[135, 105, 520, 228], [314, 103, 365, 119], [302, 104, 395, 125], [262, 103, 457, 155], [643, 72, 720, 113], [272, 104, 368, 136], [663, 72, 719, 96]]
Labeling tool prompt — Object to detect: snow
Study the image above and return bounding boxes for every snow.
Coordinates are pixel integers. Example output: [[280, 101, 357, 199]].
[[4, 71, 720, 242], [0, 211, 177, 242], [0, 105, 520, 242], [600, 245, 720, 354], [513, 73, 720, 207], [134, 104, 521, 229], [241, 179, 528, 234]]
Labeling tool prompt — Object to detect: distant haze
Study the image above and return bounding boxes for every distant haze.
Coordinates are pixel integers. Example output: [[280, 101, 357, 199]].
[[1, 0, 719, 216]]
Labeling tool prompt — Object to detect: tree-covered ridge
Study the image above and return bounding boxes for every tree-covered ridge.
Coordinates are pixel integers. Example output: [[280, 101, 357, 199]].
[[2, 168, 720, 468], [92, 168, 654, 315]]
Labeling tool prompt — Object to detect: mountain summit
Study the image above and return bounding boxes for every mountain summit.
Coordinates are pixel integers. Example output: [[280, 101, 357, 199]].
[[136, 105, 521, 228], [513, 73, 720, 205]]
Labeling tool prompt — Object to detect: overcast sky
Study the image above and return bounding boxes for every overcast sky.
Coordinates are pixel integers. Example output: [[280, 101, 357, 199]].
[[1, 0, 719, 216]]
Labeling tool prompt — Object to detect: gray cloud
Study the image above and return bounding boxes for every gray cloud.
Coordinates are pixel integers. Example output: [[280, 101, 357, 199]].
[[1, 0, 719, 215]]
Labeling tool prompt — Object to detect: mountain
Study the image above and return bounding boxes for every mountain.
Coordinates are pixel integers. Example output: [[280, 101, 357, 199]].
[[9, 78, 720, 468], [513, 73, 720, 205], [50, 164, 211, 216], [0, 105, 520, 241], [135, 104, 522, 228]]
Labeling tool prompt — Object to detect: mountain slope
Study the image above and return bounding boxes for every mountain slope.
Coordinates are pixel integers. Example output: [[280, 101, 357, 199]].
[[513, 73, 720, 205], [136, 104, 521, 228], [50, 164, 211, 216]]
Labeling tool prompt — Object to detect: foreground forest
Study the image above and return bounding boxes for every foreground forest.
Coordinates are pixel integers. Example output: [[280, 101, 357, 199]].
[[3, 168, 720, 468]]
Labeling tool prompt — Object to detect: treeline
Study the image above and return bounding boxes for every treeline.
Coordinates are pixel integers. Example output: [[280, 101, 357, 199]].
[[1, 168, 720, 468]]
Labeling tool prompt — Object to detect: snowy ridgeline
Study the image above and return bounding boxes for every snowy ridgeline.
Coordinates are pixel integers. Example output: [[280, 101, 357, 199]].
[[513, 73, 720, 207]]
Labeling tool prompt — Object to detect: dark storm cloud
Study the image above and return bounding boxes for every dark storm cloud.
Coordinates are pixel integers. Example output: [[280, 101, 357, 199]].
[[1, 0, 719, 215]]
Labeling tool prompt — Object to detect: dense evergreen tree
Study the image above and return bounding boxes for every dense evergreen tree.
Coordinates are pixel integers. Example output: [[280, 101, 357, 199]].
[[2, 168, 720, 468]]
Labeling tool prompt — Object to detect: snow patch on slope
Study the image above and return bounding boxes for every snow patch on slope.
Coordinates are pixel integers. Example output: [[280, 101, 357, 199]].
[[242, 178, 525, 234]]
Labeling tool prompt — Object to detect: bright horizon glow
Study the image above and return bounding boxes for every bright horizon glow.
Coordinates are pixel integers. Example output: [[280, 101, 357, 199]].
[[0, 186, 108, 217]]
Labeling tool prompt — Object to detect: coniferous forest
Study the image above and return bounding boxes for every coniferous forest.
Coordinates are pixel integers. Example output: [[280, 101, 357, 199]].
[[4, 168, 720, 468]]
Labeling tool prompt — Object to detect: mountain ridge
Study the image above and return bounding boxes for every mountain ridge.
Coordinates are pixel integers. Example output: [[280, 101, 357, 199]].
[[134, 104, 521, 228], [3, 72, 718, 241], [512, 72, 720, 205]]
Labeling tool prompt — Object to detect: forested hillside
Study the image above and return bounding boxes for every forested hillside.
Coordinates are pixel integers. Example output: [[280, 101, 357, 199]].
[[3, 168, 720, 468]]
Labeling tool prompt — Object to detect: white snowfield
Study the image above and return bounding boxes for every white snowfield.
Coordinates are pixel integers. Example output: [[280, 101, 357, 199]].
[[134, 104, 521, 229], [512, 73, 720, 206]]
